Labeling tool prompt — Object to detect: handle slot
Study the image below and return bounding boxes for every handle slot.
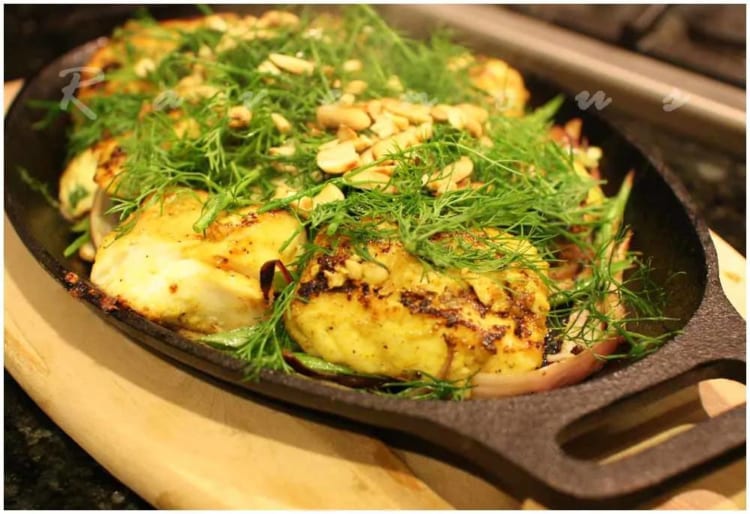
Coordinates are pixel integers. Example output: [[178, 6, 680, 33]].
[[557, 359, 745, 463]]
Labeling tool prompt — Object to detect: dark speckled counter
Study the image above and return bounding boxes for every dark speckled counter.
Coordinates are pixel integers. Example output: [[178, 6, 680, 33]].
[[4, 371, 150, 510]]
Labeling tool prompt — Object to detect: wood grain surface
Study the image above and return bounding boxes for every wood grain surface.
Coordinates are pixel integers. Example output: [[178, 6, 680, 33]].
[[4, 79, 745, 509]]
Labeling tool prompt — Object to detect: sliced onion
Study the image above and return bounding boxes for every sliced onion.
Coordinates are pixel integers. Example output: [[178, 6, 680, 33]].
[[471, 336, 621, 399], [470, 230, 633, 398], [89, 188, 118, 248]]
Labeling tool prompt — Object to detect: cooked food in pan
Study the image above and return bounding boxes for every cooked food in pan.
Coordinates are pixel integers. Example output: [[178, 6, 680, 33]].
[[43, 7, 672, 399]]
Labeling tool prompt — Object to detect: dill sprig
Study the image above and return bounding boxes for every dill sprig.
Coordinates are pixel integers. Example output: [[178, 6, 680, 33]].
[[63, 217, 91, 257], [68, 93, 149, 157], [37, 5, 678, 393], [378, 374, 473, 401], [199, 279, 300, 377], [18, 166, 59, 208]]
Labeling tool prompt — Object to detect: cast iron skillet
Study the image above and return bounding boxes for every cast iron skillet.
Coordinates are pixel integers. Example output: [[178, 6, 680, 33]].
[[5, 31, 746, 508]]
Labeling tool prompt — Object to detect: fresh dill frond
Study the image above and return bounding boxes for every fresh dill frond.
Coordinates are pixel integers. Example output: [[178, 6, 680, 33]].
[[27, 99, 67, 130], [18, 166, 59, 208], [67, 92, 148, 157], [67, 184, 89, 211], [379, 373, 473, 401], [33, 5, 679, 395], [63, 217, 91, 257], [196, 4, 214, 16], [200, 249, 314, 379]]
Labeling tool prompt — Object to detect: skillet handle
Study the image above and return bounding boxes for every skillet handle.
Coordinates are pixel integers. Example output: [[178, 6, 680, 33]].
[[698, 227, 746, 363], [521, 404, 746, 508], [444, 288, 746, 507], [692, 279, 746, 365]]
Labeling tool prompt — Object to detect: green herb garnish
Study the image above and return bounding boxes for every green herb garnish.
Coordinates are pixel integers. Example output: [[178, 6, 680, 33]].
[[18, 166, 59, 208], [63, 217, 91, 257], [33, 6, 677, 398]]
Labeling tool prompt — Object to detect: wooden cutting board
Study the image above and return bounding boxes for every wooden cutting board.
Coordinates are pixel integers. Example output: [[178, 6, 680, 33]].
[[4, 80, 746, 509]]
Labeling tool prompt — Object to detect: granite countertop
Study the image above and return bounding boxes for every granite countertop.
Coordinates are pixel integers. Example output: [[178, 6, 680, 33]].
[[4, 371, 150, 510]]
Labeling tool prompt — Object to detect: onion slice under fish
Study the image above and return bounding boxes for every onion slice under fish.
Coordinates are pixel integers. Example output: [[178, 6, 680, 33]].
[[89, 188, 118, 248], [471, 333, 621, 399], [470, 229, 632, 398]]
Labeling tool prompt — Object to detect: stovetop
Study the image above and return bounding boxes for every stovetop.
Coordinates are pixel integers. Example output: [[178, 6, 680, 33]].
[[5, 5, 746, 86], [509, 4, 746, 87]]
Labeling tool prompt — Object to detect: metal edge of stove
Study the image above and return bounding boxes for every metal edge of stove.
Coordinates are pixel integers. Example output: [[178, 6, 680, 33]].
[[379, 4, 746, 155]]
